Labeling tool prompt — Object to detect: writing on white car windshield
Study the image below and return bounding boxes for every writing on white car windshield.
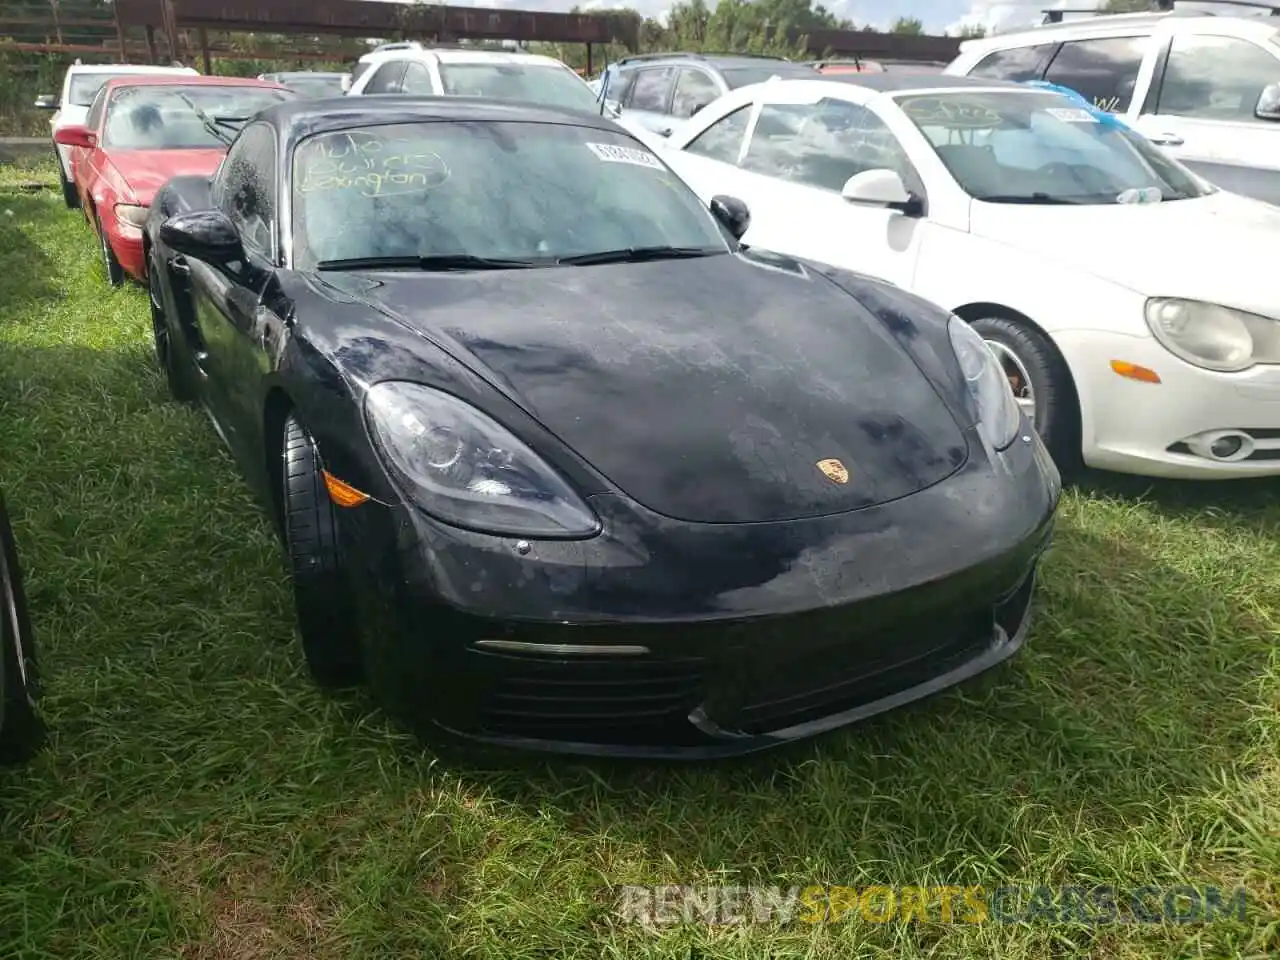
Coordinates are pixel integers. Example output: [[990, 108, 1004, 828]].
[[437, 64, 599, 113], [104, 85, 292, 149], [897, 90, 1210, 205], [291, 121, 730, 270]]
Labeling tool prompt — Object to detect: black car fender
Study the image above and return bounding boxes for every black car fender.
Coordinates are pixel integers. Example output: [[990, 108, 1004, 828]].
[[808, 263, 977, 433]]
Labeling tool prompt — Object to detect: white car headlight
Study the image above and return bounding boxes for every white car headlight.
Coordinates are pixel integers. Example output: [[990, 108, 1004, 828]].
[[114, 203, 149, 228], [365, 381, 601, 539], [1145, 298, 1280, 372], [947, 315, 1022, 451]]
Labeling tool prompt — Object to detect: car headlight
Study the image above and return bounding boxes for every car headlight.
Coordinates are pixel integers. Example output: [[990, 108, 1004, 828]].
[[1144, 298, 1280, 372], [114, 203, 149, 228], [364, 381, 601, 539], [947, 315, 1022, 451]]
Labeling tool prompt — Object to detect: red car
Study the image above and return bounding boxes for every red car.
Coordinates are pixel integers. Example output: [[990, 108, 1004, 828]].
[[53, 75, 293, 286]]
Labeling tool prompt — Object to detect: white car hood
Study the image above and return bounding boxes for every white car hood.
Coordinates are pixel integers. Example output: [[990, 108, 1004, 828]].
[[969, 190, 1280, 318]]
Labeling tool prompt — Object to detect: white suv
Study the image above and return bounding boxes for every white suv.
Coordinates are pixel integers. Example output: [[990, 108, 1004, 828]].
[[945, 4, 1280, 205], [34, 61, 198, 209], [345, 43, 600, 115]]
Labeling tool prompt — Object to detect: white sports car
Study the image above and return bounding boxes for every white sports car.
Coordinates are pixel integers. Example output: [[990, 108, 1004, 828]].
[[656, 73, 1280, 480]]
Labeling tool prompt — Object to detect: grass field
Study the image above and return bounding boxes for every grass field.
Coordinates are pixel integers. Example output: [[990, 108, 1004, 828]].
[[0, 157, 1277, 959]]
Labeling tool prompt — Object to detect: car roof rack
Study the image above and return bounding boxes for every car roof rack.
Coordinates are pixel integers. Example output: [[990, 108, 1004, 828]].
[[370, 40, 425, 53], [1040, 0, 1279, 22]]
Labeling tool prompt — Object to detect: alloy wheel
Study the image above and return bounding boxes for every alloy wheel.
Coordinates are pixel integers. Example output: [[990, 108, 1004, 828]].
[[985, 339, 1036, 426]]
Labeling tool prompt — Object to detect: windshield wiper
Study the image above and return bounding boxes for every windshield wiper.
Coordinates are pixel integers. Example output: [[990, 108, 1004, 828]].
[[173, 90, 234, 146], [315, 254, 540, 272], [976, 193, 1085, 205], [557, 245, 721, 266]]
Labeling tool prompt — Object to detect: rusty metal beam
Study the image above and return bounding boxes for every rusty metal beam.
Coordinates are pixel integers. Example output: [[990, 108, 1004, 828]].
[[796, 29, 961, 60], [112, 0, 641, 48]]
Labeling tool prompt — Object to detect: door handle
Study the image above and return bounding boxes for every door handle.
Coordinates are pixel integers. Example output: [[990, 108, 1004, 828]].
[[1148, 132, 1184, 147], [169, 255, 190, 275]]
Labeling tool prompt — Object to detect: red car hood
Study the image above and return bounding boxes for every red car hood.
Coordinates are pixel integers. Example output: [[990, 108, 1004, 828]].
[[106, 148, 226, 203]]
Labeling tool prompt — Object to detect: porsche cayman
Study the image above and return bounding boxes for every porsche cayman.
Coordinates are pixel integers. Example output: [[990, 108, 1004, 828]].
[[144, 96, 1060, 758]]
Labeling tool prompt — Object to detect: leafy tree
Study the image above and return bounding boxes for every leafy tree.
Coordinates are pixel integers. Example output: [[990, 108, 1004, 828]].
[[891, 16, 925, 34]]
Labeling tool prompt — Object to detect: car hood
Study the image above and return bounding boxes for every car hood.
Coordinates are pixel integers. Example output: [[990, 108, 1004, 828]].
[[322, 252, 970, 525], [105, 148, 227, 204], [969, 191, 1280, 317]]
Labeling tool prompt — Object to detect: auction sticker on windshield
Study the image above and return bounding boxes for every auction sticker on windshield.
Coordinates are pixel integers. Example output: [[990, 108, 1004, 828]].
[[1046, 107, 1098, 123], [586, 142, 665, 170]]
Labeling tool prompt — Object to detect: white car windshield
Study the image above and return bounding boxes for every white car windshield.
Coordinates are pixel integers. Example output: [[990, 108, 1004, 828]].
[[291, 121, 730, 268], [68, 73, 134, 107], [896, 90, 1210, 204], [437, 63, 599, 113]]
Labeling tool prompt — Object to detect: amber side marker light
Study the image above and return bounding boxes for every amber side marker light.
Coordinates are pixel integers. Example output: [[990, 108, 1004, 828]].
[[1110, 360, 1161, 384], [322, 470, 371, 508]]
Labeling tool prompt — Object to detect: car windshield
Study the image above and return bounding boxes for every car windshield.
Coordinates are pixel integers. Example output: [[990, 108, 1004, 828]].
[[281, 76, 346, 98], [103, 84, 292, 149], [896, 90, 1210, 204], [291, 120, 729, 269], [721, 63, 823, 88], [68, 73, 134, 107], [437, 63, 600, 112]]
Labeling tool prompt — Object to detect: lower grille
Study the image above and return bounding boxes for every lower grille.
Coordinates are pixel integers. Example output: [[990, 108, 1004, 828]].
[[470, 648, 707, 743]]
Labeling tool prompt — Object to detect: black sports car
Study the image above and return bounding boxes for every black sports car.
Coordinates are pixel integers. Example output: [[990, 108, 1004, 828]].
[[143, 96, 1060, 758], [1, 488, 43, 764]]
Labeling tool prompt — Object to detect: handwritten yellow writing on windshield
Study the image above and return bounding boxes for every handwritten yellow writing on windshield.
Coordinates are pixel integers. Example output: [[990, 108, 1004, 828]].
[[297, 132, 450, 198]]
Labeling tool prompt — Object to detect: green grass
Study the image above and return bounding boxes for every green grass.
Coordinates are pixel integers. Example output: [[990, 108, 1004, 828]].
[[0, 159, 1277, 959]]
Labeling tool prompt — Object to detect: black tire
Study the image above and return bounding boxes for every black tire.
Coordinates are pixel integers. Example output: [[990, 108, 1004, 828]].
[[0, 492, 44, 765], [280, 414, 363, 688], [96, 213, 125, 287], [149, 252, 195, 403], [57, 160, 79, 210], [969, 315, 1082, 474]]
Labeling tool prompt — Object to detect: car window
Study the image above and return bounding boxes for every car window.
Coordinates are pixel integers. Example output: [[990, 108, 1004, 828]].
[[101, 84, 292, 150], [364, 61, 408, 94], [967, 44, 1059, 82], [86, 86, 109, 131], [741, 99, 918, 193], [68, 72, 135, 107], [897, 89, 1208, 204], [401, 61, 435, 95], [671, 68, 720, 119], [603, 67, 637, 105], [218, 123, 277, 259], [1156, 35, 1280, 122], [290, 121, 728, 268], [437, 63, 599, 113], [626, 67, 675, 112], [682, 104, 752, 163], [1042, 36, 1148, 113]]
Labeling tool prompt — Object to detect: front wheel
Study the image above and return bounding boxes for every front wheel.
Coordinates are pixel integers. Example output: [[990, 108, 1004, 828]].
[[0, 492, 44, 765], [57, 160, 79, 210], [969, 315, 1082, 474], [280, 414, 363, 688], [97, 216, 125, 288], [149, 254, 194, 403]]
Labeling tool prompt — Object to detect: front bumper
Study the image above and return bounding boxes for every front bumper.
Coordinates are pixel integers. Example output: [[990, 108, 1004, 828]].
[[341, 427, 1059, 758], [1058, 329, 1280, 478], [105, 224, 146, 282]]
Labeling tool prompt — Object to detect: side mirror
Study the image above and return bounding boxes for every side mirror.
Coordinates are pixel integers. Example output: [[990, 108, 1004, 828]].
[[53, 124, 96, 148], [340, 75, 353, 94], [709, 194, 750, 240], [688, 100, 711, 117], [1256, 82, 1280, 121], [159, 209, 243, 264], [34, 94, 58, 110], [840, 169, 922, 216]]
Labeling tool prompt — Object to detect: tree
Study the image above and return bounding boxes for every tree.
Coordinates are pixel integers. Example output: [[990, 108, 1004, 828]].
[[891, 16, 924, 35], [957, 24, 987, 38]]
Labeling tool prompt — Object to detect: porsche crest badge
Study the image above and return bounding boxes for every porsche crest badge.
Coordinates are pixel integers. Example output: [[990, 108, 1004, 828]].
[[816, 458, 850, 484]]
